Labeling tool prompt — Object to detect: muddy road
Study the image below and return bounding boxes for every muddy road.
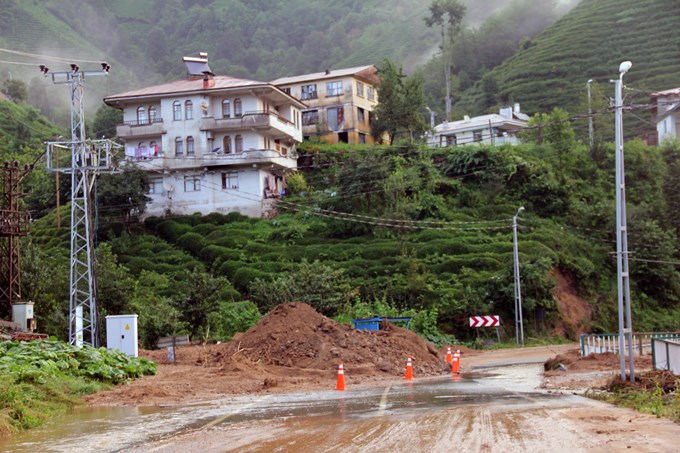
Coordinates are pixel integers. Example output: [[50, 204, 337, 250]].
[[141, 364, 679, 453], [2, 345, 679, 453]]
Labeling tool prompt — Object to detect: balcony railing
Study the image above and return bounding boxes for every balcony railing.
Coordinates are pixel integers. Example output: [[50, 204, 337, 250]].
[[200, 111, 300, 141], [124, 118, 163, 127]]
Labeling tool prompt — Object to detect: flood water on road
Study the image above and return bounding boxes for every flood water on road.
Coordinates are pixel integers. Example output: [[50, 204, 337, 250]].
[[0, 363, 556, 452]]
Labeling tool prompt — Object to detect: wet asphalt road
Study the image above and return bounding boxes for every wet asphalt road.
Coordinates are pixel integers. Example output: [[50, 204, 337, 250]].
[[4, 360, 680, 452], [1, 363, 568, 452]]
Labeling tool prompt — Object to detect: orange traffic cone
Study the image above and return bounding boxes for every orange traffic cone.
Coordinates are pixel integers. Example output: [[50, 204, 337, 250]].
[[336, 363, 346, 390], [445, 346, 453, 364], [451, 349, 461, 375], [404, 357, 413, 380]]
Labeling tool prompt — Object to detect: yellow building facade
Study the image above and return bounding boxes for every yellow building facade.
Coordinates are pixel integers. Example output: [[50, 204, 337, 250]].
[[271, 65, 380, 145]]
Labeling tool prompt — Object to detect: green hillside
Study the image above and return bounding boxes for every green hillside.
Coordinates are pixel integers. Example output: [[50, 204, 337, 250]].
[[22, 137, 680, 347], [455, 0, 680, 120]]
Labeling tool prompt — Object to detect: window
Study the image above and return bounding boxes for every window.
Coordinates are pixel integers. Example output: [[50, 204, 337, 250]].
[[184, 175, 201, 192], [186, 136, 194, 156], [175, 137, 183, 156], [302, 110, 319, 125], [356, 82, 364, 97], [359, 133, 366, 144], [367, 86, 375, 101], [149, 106, 157, 122], [221, 171, 239, 189], [185, 100, 193, 120], [326, 81, 343, 97], [357, 107, 365, 124], [223, 136, 232, 154], [282, 87, 291, 95], [222, 99, 231, 118], [136, 106, 147, 124], [327, 106, 344, 130], [301, 84, 317, 100], [442, 134, 457, 147], [235, 135, 243, 153], [148, 177, 163, 194], [473, 130, 483, 143], [234, 98, 242, 117], [173, 101, 182, 121]]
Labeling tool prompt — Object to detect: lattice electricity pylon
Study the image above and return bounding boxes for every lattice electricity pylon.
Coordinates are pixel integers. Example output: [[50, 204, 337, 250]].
[[0, 161, 33, 319], [42, 62, 113, 347]]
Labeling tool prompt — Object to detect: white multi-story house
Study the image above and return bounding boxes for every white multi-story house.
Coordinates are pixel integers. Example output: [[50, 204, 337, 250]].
[[651, 87, 680, 144], [104, 53, 305, 218], [429, 104, 529, 147]]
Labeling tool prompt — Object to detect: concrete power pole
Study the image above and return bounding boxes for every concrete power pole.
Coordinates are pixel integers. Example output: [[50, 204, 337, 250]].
[[512, 206, 525, 346], [41, 62, 114, 347], [613, 61, 635, 382]]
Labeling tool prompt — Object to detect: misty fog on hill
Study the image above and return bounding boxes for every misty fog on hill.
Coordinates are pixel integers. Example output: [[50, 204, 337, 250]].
[[0, 0, 580, 125]]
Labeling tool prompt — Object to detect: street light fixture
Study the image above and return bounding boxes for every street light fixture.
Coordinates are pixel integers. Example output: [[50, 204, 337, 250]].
[[613, 61, 635, 382], [513, 206, 525, 346]]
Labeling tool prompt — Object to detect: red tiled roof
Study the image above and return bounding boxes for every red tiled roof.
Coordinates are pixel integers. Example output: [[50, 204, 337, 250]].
[[105, 76, 269, 101]]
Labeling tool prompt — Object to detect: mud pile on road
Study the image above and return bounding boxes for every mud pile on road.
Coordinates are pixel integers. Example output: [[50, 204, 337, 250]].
[[544, 349, 652, 372], [222, 302, 446, 377]]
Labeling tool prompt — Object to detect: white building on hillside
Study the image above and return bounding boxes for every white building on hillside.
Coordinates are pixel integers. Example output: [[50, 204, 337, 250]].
[[104, 53, 305, 218], [651, 87, 680, 144], [429, 104, 529, 147]]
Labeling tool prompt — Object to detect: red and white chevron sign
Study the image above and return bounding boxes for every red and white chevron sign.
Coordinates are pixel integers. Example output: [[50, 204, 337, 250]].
[[469, 315, 500, 328]]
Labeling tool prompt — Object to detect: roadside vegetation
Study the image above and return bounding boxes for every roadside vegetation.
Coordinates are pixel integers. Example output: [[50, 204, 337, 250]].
[[593, 371, 680, 422], [0, 340, 156, 437]]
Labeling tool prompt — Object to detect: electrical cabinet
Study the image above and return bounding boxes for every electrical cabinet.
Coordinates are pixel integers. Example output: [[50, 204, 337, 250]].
[[106, 314, 138, 357], [12, 302, 35, 332]]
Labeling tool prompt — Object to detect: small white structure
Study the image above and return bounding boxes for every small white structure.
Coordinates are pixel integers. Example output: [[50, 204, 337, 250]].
[[12, 302, 35, 332], [651, 87, 680, 144], [106, 314, 139, 357], [429, 104, 529, 147], [653, 337, 680, 375], [104, 52, 305, 218]]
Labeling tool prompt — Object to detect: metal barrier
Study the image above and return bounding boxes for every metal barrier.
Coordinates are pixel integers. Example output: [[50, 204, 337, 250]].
[[652, 337, 680, 375], [580, 332, 680, 357]]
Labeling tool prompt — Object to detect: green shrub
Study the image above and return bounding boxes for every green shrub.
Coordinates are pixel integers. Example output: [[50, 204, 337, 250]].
[[177, 232, 207, 255], [232, 267, 269, 293], [208, 300, 261, 340], [156, 220, 191, 243]]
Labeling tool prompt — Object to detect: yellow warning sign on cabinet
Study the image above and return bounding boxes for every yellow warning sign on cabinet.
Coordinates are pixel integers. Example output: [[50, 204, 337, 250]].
[[125, 324, 130, 331]]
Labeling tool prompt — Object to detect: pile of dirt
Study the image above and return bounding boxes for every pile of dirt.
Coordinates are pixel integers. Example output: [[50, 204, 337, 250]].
[[544, 349, 652, 373], [86, 302, 452, 406], [220, 302, 446, 377]]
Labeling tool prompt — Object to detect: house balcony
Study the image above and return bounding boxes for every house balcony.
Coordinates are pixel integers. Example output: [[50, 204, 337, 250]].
[[199, 111, 302, 142], [130, 148, 297, 172], [116, 118, 165, 139]]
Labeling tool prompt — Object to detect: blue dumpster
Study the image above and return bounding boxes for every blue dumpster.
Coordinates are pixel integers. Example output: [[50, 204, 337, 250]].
[[352, 317, 382, 331], [352, 316, 412, 331]]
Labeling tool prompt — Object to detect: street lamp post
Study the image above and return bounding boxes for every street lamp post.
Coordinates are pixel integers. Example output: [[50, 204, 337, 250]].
[[614, 61, 635, 382], [587, 79, 594, 147], [513, 206, 525, 346]]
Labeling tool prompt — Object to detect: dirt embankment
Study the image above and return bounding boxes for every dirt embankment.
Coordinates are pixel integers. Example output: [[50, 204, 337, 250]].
[[86, 302, 463, 406], [85, 302, 640, 407]]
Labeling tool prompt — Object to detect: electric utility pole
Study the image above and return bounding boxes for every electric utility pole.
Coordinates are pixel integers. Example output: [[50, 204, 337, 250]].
[[41, 62, 114, 347], [613, 61, 635, 382], [512, 206, 525, 346], [0, 161, 33, 318]]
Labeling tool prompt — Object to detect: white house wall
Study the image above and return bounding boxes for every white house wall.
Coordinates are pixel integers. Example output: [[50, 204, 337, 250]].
[[657, 113, 678, 143], [146, 167, 271, 217]]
